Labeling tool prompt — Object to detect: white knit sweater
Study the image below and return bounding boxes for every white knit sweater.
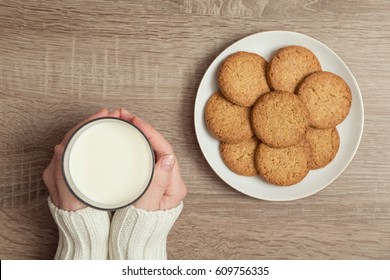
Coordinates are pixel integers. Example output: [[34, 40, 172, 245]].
[[48, 198, 183, 260]]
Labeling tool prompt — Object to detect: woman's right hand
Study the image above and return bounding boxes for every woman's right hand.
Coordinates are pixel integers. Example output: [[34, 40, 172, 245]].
[[119, 109, 187, 211]]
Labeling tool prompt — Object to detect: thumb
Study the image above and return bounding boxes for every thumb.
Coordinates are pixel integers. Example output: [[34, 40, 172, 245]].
[[133, 154, 176, 211]]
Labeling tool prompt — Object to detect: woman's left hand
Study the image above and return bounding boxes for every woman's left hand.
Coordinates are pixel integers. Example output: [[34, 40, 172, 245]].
[[42, 108, 120, 211]]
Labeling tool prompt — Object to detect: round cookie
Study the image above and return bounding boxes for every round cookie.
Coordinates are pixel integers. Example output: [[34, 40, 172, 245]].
[[297, 71, 352, 129], [267, 45, 322, 93], [205, 92, 254, 143], [306, 127, 340, 169], [255, 140, 310, 186], [218, 51, 270, 107], [251, 91, 309, 148], [220, 137, 260, 176]]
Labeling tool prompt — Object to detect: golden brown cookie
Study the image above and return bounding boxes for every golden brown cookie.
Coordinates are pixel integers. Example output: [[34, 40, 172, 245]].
[[306, 127, 340, 169], [251, 91, 309, 148], [218, 51, 270, 107], [205, 92, 254, 143], [220, 137, 260, 176], [255, 140, 310, 186], [267, 45, 322, 93], [297, 71, 352, 129]]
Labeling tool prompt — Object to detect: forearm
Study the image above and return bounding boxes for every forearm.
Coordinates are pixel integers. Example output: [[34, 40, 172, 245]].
[[109, 202, 183, 260], [48, 197, 110, 260]]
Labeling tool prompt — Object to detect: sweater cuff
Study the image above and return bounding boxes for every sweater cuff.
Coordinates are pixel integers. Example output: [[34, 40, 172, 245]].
[[109, 202, 183, 260], [48, 197, 110, 260]]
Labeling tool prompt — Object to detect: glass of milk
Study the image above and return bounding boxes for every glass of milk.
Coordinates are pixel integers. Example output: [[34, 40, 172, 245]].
[[62, 117, 155, 210]]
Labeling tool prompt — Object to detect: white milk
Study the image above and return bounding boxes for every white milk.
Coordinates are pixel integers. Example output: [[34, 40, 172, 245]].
[[63, 118, 154, 210]]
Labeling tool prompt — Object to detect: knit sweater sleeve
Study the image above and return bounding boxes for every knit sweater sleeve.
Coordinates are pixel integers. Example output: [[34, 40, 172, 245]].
[[48, 197, 110, 260], [109, 202, 183, 260]]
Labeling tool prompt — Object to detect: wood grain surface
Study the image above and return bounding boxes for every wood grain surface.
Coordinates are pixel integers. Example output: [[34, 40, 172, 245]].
[[1, 0, 390, 259]]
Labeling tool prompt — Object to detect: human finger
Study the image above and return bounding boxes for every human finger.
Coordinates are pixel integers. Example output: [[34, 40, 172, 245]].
[[54, 145, 66, 184], [133, 154, 176, 211], [119, 108, 136, 122], [119, 108, 173, 159], [42, 156, 60, 207], [60, 108, 109, 145], [133, 117, 173, 159], [42, 157, 56, 191]]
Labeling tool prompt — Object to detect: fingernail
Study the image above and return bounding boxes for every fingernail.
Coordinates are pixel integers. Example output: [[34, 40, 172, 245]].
[[161, 155, 175, 171]]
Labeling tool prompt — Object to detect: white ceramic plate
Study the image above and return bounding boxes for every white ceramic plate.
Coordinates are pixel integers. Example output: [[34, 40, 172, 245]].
[[194, 31, 364, 201]]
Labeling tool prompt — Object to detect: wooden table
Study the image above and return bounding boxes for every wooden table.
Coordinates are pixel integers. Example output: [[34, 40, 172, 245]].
[[1, 0, 389, 259]]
